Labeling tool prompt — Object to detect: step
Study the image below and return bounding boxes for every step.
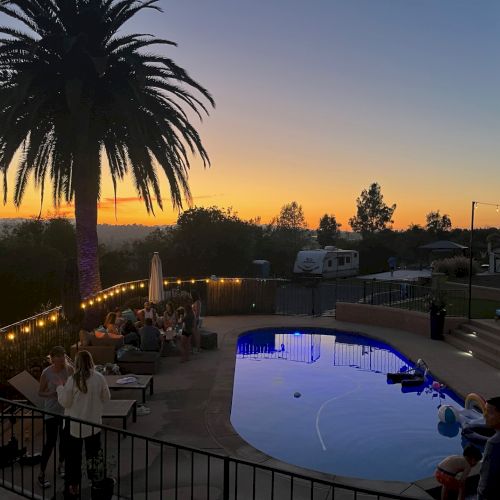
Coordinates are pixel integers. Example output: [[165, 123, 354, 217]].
[[450, 328, 500, 357], [445, 334, 500, 370], [468, 319, 500, 336], [455, 323, 500, 345]]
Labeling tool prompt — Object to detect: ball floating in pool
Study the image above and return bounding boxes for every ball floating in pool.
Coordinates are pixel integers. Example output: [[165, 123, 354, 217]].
[[438, 405, 459, 424], [432, 381, 442, 390], [293, 392, 301, 398]]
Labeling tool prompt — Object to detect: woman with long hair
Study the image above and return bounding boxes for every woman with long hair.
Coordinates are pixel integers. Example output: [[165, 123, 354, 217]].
[[57, 351, 110, 496], [38, 346, 73, 488]]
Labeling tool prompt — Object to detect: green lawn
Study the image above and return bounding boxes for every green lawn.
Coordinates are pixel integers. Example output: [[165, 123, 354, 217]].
[[470, 298, 499, 319]]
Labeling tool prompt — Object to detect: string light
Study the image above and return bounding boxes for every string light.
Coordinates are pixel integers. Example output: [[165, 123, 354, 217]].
[[50, 315, 57, 322], [191, 279, 195, 284], [37, 320, 45, 327], [236, 279, 241, 283], [205, 279, 210, 283], [81, 303, 86, 309], [97, 297, 102, 302], [177, 279, 181, 285], [121, 287, 126, 292], [89, 300, 94, 306], [7, 332, 15, 341], [130, 284, 135, 290], [163, 280, 168, 285], [140, 283, 145, 288], [220, 279, 225, 283], [103, 294, 108, 299], [23, 326, 30, 333]]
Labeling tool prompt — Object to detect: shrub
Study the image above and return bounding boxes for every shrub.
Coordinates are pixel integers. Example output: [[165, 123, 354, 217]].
[[432, 256, 479, 278]]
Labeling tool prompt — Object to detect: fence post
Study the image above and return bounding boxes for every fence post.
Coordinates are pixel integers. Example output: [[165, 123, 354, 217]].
[[223, 457, 230, 500]]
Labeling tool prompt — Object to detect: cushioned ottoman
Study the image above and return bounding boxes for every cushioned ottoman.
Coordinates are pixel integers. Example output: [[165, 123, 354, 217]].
[[200, 330, 218, 350], [118, 351, 161, 374]]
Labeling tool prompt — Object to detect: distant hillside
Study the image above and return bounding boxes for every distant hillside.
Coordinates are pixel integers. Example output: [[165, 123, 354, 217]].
[[97, 224, 168, 248], [0, 218, 172, 248]]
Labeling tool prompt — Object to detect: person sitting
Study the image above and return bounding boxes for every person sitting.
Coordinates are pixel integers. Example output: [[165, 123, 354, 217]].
[[120, 320, 141, 348], [114, 308, 125, 330], [435, 444, 482, 500], [95, 312, 122, 340], [139, 318, 161, 351], [163, 301, 177, 331], [137, 301, 158, 327]]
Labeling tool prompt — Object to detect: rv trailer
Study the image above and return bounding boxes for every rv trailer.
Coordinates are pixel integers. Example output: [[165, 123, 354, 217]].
[[293, 247, 359, 278]]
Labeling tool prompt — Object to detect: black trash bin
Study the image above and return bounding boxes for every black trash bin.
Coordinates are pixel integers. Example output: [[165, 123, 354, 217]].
[[430, 307, 446, 340]]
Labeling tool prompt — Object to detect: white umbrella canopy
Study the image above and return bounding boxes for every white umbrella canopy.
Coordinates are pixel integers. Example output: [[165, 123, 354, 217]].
[[149, 252, 164, 304]]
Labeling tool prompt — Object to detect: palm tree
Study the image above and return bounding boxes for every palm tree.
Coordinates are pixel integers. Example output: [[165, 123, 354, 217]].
[[0, 0, 214, 298]]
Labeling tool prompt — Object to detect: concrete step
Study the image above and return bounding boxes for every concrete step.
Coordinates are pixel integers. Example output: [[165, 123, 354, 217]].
[[457, 323, 500, 345], [450, 328, 500, 358], [445, 334, 500, 370], [468, 319, 500, 336]]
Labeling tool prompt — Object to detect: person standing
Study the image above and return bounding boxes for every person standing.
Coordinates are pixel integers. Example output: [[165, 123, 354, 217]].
[[57, 351, 110, 497], [38, 346, 73, 488], [477, 396, 500, 500], [177, 305, 195, 362], [191, 291, 202, 353]]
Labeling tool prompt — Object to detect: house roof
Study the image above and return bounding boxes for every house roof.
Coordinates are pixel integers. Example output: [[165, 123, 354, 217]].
[[419, 240, 468, 250]]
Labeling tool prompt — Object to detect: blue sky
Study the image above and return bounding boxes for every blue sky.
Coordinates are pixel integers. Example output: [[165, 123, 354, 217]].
[[2, 0, 500, 227]]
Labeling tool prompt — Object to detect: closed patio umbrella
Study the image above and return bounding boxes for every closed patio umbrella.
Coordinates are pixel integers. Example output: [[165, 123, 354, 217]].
[[149, 252, 164, 304]]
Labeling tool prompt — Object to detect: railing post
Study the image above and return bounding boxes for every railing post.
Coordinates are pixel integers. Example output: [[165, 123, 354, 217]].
[[223, 457, 230, 500]]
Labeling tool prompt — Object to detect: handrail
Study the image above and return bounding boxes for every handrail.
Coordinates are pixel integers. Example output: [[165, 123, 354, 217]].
[[0, 398, 426, 500]]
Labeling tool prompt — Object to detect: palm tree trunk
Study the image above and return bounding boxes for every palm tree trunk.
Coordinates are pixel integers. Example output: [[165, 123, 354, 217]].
[[74, 161, 101, 299]]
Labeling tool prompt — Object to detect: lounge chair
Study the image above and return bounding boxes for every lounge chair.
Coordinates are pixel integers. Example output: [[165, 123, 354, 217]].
[[7, 371, 137, 430]]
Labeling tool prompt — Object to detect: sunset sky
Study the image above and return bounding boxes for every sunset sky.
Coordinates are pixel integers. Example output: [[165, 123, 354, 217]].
[[2, 0, 500, 229]]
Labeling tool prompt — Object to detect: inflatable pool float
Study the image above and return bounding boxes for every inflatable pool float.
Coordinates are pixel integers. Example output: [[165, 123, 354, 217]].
[[465, 393, 487, 414], [438, 404, 484, 426]]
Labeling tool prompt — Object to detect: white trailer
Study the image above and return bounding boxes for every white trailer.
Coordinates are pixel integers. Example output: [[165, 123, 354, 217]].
[[293, 247, 359, 278]]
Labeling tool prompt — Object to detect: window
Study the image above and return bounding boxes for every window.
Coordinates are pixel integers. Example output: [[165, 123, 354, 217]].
[[346, 256, 351, 264], [327, 259, 332, 267], [337, 256, 345, 266]]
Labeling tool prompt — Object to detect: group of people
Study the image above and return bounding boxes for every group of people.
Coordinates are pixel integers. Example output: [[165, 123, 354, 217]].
[[100, 291, 202, 362], [435, 396, 500, 500], [38, 346, 110, 498]]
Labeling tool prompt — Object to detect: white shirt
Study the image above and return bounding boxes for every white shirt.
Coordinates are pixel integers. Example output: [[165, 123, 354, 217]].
[[57, 370, 110, 438]]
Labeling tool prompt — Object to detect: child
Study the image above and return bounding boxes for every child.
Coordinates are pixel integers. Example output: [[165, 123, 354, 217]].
[[435, 444, 482, 500]]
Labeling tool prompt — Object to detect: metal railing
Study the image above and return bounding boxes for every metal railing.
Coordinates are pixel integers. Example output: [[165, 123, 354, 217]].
[[0, 398, 425, 500]]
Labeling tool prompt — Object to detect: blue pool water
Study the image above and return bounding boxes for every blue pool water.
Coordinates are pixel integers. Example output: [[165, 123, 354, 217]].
[[231, 328, 467, 482]]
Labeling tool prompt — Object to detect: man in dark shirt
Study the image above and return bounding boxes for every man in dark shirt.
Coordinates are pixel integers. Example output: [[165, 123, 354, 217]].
[[139, 318, 161, 351], [477, 396, 500, 500]]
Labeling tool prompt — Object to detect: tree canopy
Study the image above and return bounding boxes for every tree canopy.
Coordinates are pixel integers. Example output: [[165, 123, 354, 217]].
[[317, 214, 341, 247], [349, 182, 396, 234], [0, 0, 213, 297], [425, 211, 452, 233]]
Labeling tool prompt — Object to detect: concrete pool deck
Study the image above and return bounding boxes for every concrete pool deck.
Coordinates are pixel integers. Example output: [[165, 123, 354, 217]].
[[113, 315, 499, 499]]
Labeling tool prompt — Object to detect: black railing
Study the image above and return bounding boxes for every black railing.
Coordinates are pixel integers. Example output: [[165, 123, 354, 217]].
[[275, 279, 468, 317], [0, 398, 425, 500]]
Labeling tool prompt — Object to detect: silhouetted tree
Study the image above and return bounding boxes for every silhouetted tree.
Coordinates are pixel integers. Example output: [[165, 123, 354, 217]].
[[426, 211, 452, 233], [317, 214, 341, 247], [0, 0, 213, 298], [349, 182, 396, 234]]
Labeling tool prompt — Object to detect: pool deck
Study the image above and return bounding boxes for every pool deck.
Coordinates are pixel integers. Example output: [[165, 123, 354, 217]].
[[111, 314, 500, 499]]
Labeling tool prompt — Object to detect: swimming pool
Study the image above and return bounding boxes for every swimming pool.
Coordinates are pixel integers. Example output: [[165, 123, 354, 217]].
[[231, 328, 465, 482]]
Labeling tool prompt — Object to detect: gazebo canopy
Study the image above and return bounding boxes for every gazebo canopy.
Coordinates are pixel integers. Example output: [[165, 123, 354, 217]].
[[419, 240, 468, 251]]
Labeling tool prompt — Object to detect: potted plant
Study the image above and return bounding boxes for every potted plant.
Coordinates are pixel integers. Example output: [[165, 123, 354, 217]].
[[427, 293, 447, 340], [86, 449, 116, 500]]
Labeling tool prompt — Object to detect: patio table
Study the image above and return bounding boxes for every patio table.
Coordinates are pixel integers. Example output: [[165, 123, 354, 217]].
[[105, 374, 153, 404]]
